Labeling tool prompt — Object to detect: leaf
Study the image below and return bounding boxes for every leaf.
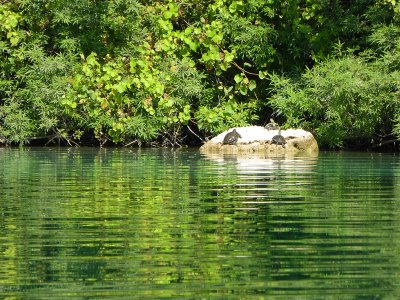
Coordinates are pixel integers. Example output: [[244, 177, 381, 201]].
[[154, 83, 165, 97], [224, 51, 235, 63], [7, 14, 19, 28], [101, 101, 108, 110], [239, 85, 248, 95], [234, 74, 243, 83], [188, 40, 198, 51], [194, 27, 202, 35], [249, 80, 257, 91], [212, 32, 223, 44], [229, 2, 237, 13], [115, 82, 126, 93], [163, 10, 173, 19], [86, 53, 98, 66], [9, 35, 19, 46]]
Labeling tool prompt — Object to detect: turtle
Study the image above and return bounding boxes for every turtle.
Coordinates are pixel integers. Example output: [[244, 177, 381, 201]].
[[271, 129, 286, 147], [223, 129, 241, 145], [265, 118, 279, 130]]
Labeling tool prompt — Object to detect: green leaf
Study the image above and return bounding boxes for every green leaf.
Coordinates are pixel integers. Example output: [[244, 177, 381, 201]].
[[9, 35, 19, 46], [8, 15, 19, 28], [239, 85, 248, 95], [234, 74, 243, 83], [249, 80, 257, 91], [188, 40, 198, 51], [224, 51, 235, 63], [163, 10, 173, 19], [212, 32, 223, 44], [115, 82, 127, 93], [154, 83, 165, 97], [86, 53, 98, 66]]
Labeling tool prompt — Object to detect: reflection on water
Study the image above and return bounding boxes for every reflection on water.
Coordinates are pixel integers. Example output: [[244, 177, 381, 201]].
[[1, 148, 400, 298]]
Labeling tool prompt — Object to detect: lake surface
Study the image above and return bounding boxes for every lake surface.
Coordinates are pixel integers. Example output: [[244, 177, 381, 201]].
[[1, 147, 400, 299]]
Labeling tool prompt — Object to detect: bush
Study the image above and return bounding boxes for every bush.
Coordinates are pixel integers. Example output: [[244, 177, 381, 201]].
[[268, 54, 399, 148]]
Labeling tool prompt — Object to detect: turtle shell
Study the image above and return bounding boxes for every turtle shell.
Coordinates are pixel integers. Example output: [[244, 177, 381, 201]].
[[223, 129, 241, 145], [265, 123, 279, 130], [271, 134, 286, 146]]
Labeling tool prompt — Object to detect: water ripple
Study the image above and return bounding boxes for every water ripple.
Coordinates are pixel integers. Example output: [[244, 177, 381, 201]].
[[1, 149, 400, 298]]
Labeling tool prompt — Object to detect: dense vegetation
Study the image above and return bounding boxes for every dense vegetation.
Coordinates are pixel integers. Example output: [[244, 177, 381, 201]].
[[1, 0, 399, 149]]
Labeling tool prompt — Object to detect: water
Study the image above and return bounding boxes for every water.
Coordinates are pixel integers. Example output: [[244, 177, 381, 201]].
[[1, 148, 400, 299]]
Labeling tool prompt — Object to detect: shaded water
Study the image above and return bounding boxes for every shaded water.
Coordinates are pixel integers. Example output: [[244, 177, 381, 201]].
[[1, 148, 400, 299]]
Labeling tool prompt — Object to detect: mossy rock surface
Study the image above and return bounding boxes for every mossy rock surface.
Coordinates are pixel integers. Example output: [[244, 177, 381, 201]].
[[200, 126, 319, 157]]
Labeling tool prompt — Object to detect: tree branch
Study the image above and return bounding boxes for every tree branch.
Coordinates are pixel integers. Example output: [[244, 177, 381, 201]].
[[187, 124, 205, 143], [370, 138, 400, 148], [232, 62, 259, 76]]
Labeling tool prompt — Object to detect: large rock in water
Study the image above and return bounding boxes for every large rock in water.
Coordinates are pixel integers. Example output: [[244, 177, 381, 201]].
[[200, 126, 318, 157]]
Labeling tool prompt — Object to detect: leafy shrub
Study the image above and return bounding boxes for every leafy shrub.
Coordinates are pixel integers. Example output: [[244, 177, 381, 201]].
[[1, 1, 399, 147], [269, 54, 399, 148]]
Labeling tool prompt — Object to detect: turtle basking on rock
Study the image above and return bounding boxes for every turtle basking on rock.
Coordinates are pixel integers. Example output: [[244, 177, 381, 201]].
[[265, 118, 279, 130], [222, 129, 241, 145], [271, 129, 286, 147]]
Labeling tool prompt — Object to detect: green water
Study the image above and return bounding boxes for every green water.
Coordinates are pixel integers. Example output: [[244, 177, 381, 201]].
[[1, 148, 400, 299]]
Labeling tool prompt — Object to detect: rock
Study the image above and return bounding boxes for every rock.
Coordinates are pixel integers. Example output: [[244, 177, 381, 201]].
[[200, 126, 318, 157]]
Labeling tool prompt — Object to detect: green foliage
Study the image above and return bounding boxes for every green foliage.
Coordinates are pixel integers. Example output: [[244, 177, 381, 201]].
[[64, 50, 207, 144], [0, 1, 78, 144], [0, 0, 399, 148], [370, 25, 400, 140], [0, 3, 29, 144], [0, 3, 24, 47], [195, 100, 258, 133], [60, 0, 264, 145], [0, 101, 34, 144], [269, 55, 400, 148]]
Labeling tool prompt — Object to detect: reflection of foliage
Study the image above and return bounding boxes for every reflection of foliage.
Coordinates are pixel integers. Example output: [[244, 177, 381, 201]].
[[1, 149, 400, 297]]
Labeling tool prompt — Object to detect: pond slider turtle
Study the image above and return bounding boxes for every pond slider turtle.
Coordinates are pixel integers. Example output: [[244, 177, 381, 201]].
[[223, 129, 241, 145], [265, 118, 279, 130], [271, 129, 286, 147]]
